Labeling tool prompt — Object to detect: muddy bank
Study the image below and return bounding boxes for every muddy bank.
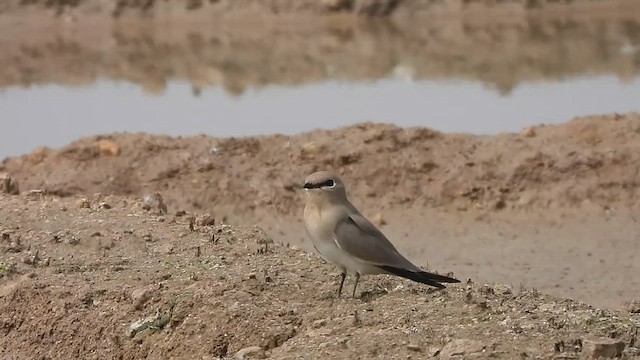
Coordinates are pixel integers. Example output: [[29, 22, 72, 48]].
[[1, 9, 640, 96]]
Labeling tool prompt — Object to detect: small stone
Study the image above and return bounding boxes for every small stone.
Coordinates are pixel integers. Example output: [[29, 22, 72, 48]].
[[7, 238, 23, 253], [440, 339, 485, 358], [426, 347, 441, 357], [624, 300, 640, 313], [77, 198, 91, 209], [131, 287, 153, 310], [370, 213, 386, 227], [126, 313, 162, 338], [0, 173, 19, 195], [25, 189, 45, 200], [407, 344, 421, 352], [234, 346, 264, 360], [96, 139, 120, 156], [157, 244, 174, 254], [624, 347, 640, 357], [520, 127, 536, 137], [22, 250, 39, 266], [582, 336, 625, 359], [312, 319, 327, 329], [493, 284, 513, 296], [195, 214, 215, 226], [98, 202, 111, 209], [142, 192, 167, 214]]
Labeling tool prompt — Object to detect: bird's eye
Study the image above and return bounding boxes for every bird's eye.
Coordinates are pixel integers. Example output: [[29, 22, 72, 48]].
[[323, 179, 335, 188]]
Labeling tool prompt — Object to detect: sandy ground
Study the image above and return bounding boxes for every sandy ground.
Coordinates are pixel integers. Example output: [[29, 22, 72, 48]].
[[1, 194, 639, 359]]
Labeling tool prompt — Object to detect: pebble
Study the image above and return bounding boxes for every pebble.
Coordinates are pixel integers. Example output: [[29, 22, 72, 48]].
[[131, 287, 152, 310], [312, 319, 327, 329], [77, 198, 91, 209], [440, 339, 485, 358], [582, 336, 625, 359], [625, 300, 640, 313], [25, 189, 44, 200], [126, 313, 161, 338], [195, 214, 215, 226], [142, 192, 167, 214], [234, 346, 264, 359], [426, 347, 441, 357], [370, 213, 386, 227]]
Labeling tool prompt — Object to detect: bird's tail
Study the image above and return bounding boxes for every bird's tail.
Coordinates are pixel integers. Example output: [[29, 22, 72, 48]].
[[377, 265, 461, 289]]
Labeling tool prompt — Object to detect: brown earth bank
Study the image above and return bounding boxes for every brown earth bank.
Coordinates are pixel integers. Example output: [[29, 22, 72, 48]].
[[0, 194, 639, 359], [2, 113, 640, 311], [1, 8, 640, 96], [3, 113, 639, 216]]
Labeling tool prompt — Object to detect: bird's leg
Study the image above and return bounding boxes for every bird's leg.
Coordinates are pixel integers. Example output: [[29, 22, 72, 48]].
[[337, 271, 346, 298], [352, 273, 360, 299]]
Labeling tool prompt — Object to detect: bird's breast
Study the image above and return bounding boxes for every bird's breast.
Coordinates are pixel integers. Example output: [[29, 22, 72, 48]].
[[302, 204, 321, 236]]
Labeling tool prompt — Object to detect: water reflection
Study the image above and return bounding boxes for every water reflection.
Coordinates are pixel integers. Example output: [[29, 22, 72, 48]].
[[2, 14, 639, 95], [1, 13, 640, 159]]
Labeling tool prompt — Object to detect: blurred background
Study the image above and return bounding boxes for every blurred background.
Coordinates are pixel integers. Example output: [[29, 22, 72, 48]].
[[1, 0, 640, 159]]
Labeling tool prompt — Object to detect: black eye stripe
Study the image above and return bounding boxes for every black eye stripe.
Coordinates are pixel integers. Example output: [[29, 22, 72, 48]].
[[303, 179, 336, 189], [320, 179, 335, 187]]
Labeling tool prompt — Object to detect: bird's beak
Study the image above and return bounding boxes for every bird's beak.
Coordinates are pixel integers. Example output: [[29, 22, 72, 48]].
[[303, 182, 313, 189]]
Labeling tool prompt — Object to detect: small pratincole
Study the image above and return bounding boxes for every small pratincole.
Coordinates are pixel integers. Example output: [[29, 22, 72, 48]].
[[302, 170, 461, 298]]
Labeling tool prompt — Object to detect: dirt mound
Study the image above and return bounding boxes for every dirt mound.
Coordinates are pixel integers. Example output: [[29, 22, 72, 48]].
[[1, 194, 638, 359], [2, 113, 639, 218]]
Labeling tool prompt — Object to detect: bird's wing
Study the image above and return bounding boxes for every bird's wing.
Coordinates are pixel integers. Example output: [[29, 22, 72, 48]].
[[332, 213, 415, 270], [333, 212, 461, 286]]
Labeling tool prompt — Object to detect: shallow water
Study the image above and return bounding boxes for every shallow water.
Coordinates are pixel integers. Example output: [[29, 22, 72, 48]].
[[1, 14, 640, 160], [1, 75, 640, 159]]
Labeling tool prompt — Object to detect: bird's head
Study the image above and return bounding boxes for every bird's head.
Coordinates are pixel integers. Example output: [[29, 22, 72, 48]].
[[303, 171, 347, 203]]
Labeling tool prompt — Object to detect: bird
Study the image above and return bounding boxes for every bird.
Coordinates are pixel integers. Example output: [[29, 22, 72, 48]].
[[302, 170, 460, 298]]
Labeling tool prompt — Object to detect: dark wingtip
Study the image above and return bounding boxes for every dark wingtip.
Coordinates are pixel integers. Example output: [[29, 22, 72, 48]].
[[377, 265, 460, 288]]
